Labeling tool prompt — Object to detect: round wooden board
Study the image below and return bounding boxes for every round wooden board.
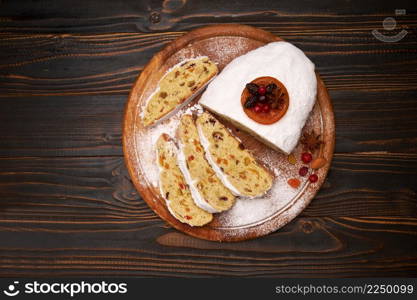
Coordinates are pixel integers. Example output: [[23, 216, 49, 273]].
[[123, 24, 335, 242]]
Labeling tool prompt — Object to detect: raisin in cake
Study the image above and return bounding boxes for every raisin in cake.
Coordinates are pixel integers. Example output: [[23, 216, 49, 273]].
[[196, 112, 273, 197], [177, 114, 235, 213], [156, 134, 213, 226], [142, 57, 218, 126]]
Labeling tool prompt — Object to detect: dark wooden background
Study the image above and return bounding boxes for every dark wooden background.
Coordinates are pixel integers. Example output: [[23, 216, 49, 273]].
[[0, 0, 416, 277]]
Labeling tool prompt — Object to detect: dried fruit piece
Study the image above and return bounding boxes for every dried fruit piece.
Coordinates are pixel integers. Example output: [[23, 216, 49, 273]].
[[299, 166, 309, 176], [244, 95, 257, 108], [266, 83, 277, 94], [160, 91, 167, 98], [212, 131, 224, 141], [311, 157, 327, 169], [309, 174, 318, 183], [287, 154, 297, 165], [288, 178, 300, 188], [242, 78, 287, 120], [258, 85, 266, 96], [246, 83, 259, 95], [301, 152, 313, 164], [261, 103, 270, 113], [244, 157, 251, 166]]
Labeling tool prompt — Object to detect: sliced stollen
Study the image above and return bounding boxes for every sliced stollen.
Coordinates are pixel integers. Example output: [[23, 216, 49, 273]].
[[196, 112, 273, 197], [177, 114, 235, 213], [156, 133, 213, 226], [142, 57, 218, 126]]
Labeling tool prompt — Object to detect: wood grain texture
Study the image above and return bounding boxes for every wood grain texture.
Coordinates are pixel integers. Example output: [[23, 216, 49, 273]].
[[0, 154, 415, 225], [0, 217, 416, 277], [0, 0, 416, 276]]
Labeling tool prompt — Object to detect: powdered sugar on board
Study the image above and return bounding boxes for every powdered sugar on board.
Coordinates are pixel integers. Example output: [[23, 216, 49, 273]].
[[217, 179, 300, 227], [217, 103, 323, 228], [136, 103, 205, 188], [136, 100, 322, 228], [131, 34, 328, 235]]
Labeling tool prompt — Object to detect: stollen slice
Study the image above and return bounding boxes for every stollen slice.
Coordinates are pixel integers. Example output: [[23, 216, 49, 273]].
[[177, 114, 235, 213], [156, 133, 213, 226], [142, 57, 218, 126], [196, 112, 273, 197]]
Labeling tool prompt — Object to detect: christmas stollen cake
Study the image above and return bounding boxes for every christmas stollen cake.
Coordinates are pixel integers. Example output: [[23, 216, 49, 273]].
[[177, 114, 235, 213], [156, 133, 213, 226], [142, 57, 218, 126], [196, 112, 273, 197]]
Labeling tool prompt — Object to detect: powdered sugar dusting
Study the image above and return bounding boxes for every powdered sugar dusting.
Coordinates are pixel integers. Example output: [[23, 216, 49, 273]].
[[136, 100, 319, 229], [217, 178, 297, 226], [129, 34, 329, 239], [136, 103, 205, 187]]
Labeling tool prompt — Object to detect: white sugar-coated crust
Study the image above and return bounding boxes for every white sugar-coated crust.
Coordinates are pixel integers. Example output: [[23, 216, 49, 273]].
[[155, 134, 213, 226], [177, 143, 220, 213], [196, 124, 247, 198], [199, 41, 317, 154]]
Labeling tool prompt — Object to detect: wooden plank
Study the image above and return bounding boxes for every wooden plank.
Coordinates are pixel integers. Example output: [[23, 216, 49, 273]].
[[0, 32, 416, 96], [0, 216, 415, 277], [0, 0, 415, 34], [0, 0, 416, 278], [0, 29, 416, 95], [1, 90, 416, 156], [0, 27, 416, 156], [308, 153, 417, 217], [0, 95, 124, 157], [0, 155, 415, 225]]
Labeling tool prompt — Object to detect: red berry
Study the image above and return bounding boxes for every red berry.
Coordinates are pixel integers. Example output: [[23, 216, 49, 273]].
[[258, 85, 266, 96], [309, 174, 318, 183], [301, 152, 313, 164], [262, 103, 270, 113], [254, 104, 262, 113], [299, 166, 309, 176]]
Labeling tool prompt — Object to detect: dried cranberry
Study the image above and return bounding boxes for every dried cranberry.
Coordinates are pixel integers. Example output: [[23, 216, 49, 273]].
[[254, 104, 262, 113], [258, 85, 266, 96], [299, 166, 309, 176], [244, 95, 257, 108], [309, 174, 318, 183], [246, 83, 259, 95], [261, 103, 270, 113], [301, 152, 313, 164]]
